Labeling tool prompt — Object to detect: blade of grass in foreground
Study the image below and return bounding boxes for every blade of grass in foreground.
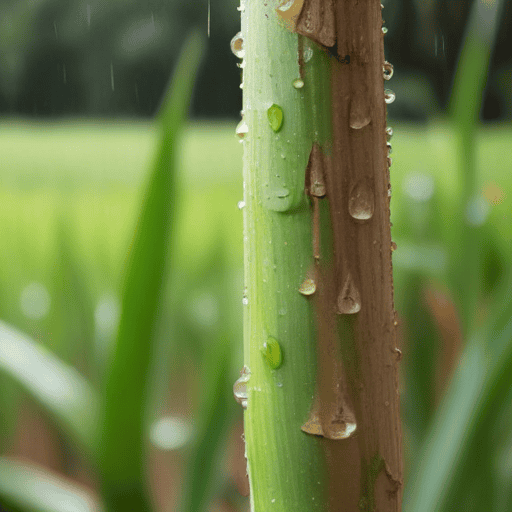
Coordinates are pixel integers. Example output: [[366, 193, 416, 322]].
[[0, 321, 98, 458], [98, 30, 204, 511], [403, 280, 512, 512], [0, 457, 103, 512]]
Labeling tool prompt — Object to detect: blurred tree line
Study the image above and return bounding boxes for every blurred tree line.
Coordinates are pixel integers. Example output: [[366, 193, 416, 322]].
[[0, 0, 511, 120]]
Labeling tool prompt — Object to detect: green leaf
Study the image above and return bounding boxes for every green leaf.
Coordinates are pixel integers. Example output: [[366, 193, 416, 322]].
[[0, 457, 102, 512], [404, 280, 512, 512], [0, 321, 99, 458], [98, 30, 204, 511]]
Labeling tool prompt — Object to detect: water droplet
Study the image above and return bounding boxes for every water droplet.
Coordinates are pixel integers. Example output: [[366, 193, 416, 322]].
[[267, 104, 284, 132], [348, 180, 374, 220], [382, 26, 388, 34], [236, 118, 249, 139], [386, 142, 392, 154], [383, 61, 394, 80], [242, 287, 249, 305], [233, 366, 251, 409], [387, 157, 393, 168], [299, 278, 316, 296], [261, 336, 283, 369], [306, 143, 327, 197], [384, 89, 396, 104], [391, 241, 397, 251], [349, 94, 371, 129], [271, 498, 276, 504], [293, 78, 304, 89], [386, 126, 393, 141], [277, 382, 283, 388], [280, 153, 286, 159], [337, 274, 361, 314], [230, 32, 244, 59], [303, 46, 314, 62], [237, 200, 246, 210], [301, 404, 357, 439]]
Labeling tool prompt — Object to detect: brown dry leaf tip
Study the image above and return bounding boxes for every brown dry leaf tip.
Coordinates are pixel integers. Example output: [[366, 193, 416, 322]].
[[349, 92, 371, 129], [296, 0, 336, 48], [337, 274, 361, 314], [301, 404, 357, 440], [306, 143, 327, 198]]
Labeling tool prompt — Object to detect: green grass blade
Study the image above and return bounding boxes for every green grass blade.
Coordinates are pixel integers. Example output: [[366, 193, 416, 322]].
[[0, 457, 103, 512], [98, 30, 204, 510], [0, 321, 99, 458], [404, 280, 512, 512]]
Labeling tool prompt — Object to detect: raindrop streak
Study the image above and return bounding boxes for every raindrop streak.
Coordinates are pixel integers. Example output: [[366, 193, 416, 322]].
[[261, 336, 283, 369], [383, 61, 394, 80], [337, 274, 361, 314], [299, 278, 316, 296], [233, 366, 251, 409], [230, 32, 244, 59], [268, 104, 284, 132], [384, 89, 396, 104], [110, 62, 115, 92], [386, 126, 393, 141], [348, 180, 374, 220], [349, 94, 371, 129], [207, 0, 211, 38], [86, 5, 91, 26], [293, 78, 304, 89], [236, 119, 249, 140]]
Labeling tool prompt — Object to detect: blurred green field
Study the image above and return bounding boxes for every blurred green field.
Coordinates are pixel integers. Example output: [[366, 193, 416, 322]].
[[0, 119, 511, 510]]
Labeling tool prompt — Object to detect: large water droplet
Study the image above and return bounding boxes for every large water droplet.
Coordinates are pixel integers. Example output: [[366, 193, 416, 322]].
[[261, 336, 283, 369], [386, 142, 392, 154], [233, 366, 251, 409], [386, 126, 393, 141], [230, 32, 244, 59], [306, 143, 327, 197], [349, 94, 371, 129], [301, 401, 357, 439], [383, 61, 394, 80], [293, 78, 304, 89], [337, 274, 361, 314], [267, 104, 284, 132], [299, 278, 316, 296], [384, 89, 396, 104], [348, 180, 374, 220], [382, 26, 388, 34], [236, 119, 249, 140]]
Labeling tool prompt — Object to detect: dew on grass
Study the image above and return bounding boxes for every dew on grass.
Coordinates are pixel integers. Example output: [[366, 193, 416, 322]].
[[293, 78, 304, 89], [230, 32, 244, 58], [268, 104, 284, 132], [261, 336, 283, 369], [299, 278, 316, 296], [233, 366, 251, 409]]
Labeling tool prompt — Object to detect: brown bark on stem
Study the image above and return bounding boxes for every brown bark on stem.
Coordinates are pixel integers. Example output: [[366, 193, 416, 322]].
[[297, 0, 404, 510]]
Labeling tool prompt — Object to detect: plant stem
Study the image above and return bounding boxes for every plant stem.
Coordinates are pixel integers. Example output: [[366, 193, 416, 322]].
[[241, 0, 402, 510]]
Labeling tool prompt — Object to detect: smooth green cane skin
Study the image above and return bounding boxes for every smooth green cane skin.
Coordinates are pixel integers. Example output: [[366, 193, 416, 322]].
[[240, 1, 332, 510]]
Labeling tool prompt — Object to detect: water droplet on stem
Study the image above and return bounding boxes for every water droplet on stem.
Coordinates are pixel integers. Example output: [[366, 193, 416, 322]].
[[383, 61, 394, 80], [261, 336, 283, 369], [233, 366, 251, 409], [348, 180, 374, 220], [230, 32, 244, 59], [337, 274, 361, 314], [384, 89, 396, 104], [267, 104, 284, 132], [299, 278, 316, 296]]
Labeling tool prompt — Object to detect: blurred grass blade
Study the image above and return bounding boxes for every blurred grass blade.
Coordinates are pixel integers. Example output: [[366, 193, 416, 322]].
[[98, 30, 204, 510], [404, 281, 512, 512], [449, 0, 503, 334], [0, 321, 98, 458], [0, 457, 103, 512]]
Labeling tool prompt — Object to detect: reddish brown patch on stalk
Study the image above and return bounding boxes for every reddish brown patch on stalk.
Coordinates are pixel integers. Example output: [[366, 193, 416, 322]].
[[299, 0, 403, 510]]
